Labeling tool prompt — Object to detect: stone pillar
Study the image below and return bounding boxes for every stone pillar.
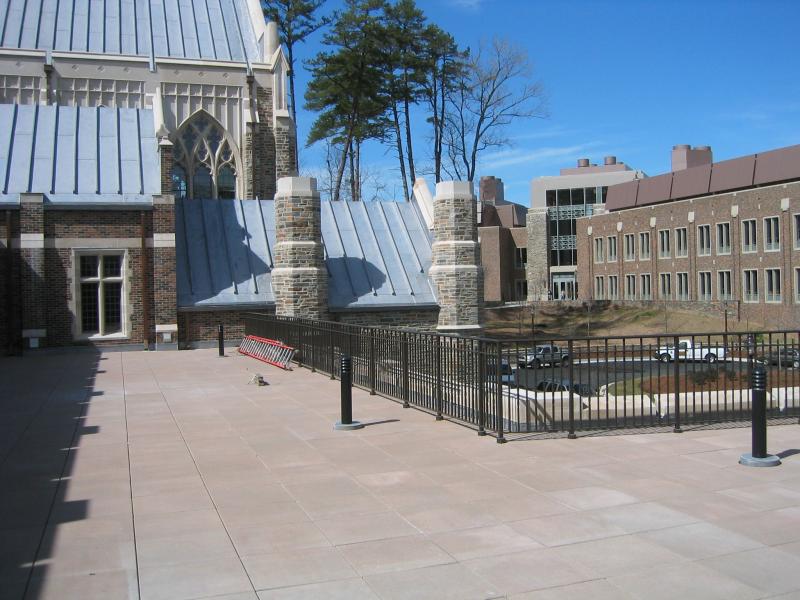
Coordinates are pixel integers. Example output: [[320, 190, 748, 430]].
[[19, 194, 46, 349], [271, 177, 328, 320], [526, 207, 549, 301], [429, 181, 483, 334], [153, 195, 178, 349]]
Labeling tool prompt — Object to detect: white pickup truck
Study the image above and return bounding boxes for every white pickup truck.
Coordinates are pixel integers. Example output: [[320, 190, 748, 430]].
[[655, 339, 726, 364]]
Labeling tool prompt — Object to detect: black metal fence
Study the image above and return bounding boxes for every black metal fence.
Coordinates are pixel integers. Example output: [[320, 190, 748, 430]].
[[244, 313, 800, 442]]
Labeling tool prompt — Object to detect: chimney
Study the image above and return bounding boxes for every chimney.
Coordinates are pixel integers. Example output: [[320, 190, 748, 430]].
[[479, 176, 504, 206], [604, 156, 617, 165], [577, 158, 590, 168], [671, 145, 713, 172]]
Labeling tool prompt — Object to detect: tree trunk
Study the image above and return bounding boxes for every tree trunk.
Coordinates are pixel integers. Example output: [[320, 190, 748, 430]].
[[402, 73, 416, 192], [349, 142, 357, 201], [392, 103, 409, 202], [333, 131, 352, 202], [286, 46, 300, 171]]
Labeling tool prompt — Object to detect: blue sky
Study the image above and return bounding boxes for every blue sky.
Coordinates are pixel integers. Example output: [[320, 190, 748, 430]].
[[290, 0, 800, 205]]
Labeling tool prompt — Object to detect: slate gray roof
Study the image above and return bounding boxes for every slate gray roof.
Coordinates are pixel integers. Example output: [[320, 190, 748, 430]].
[[176, 198, 438, 311], [0, 0, 261, 63], [0, 103, 159, 206]]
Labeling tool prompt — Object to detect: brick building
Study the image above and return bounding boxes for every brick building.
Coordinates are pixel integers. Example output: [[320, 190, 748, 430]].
[[576, 144, 800, 329], [0, 1, 483, 354]]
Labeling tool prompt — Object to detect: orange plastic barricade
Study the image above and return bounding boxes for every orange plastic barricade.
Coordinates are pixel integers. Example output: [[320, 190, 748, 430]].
[[238, 335, 296, 370]]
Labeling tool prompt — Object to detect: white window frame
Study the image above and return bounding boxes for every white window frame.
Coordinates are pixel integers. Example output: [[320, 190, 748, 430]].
[[639, 231, 651, 260], [606, 236, 617, 262], [741, 219, 757, 253], [640, 273, 652, 300], [608, 275, 619, 300], [697, 224, 711, 257], [743, 269, 759, 303], [698, 271, 712, 302], [658, 229, 670, 259], [676, 272, 689, 301], [793, 213, 800, 250], [624, 234, 635, 261], [765, 268, 782, 303], [593, 238, 604, 264], [659, 273, 672, 300], [764, 216, 780, 252], [594, 276, 605, 300], [716, 222, 731, 255], [717, 270, 732, 301], [625, 274, 636, 300], [795, 267, 800, 303], [515, 247, 527, 269], [675, 227, 688, 258], [74, 250, 128, 340]]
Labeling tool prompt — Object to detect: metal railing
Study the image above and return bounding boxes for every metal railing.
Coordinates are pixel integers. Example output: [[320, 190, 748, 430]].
[[244, 314, 800, 442]]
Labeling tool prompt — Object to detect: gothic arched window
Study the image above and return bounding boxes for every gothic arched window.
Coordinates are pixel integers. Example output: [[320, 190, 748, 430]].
[[172, 113, 239, 199]]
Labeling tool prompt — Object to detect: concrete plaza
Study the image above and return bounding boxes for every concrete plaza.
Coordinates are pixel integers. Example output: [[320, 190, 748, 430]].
[[1, 348, 800, 600]]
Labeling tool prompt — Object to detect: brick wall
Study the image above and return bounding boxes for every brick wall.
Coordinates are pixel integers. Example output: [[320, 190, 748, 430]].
[[333, 309, 439, 331], [0, 210, 20, 354], [178, 309, 266, 347]]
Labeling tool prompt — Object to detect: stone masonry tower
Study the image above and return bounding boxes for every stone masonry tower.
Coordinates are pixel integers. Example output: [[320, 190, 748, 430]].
[[430, 181, 483, 334], [272, 177, 329, 320]]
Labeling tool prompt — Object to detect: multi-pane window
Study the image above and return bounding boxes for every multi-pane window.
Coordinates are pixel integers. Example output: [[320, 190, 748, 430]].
[[594, 276, 605, 299], [640, 274, 652, 300], [658, 230, 670, 258], [764, 216, 780, 251], [624, 234, 635, 261], [515, 247, 527, 269], [625, 275, 636, 300], [765, 268, 782, 302], [606, 236, 617, 262], [698, 271, 712, 301], [593, 238, 604, 264], [716, 222, 731, 254], [639, 232, 651, 260], [794, 214, 800, 250], [675, 227, 688, 257], [697, 225, 711, 256], [77, 253, 125, 337], [608, 275, 619, 300], [741, 219, 757, 253], [743, 269, 759, 303], [677, 272, 689, 300], [659, 273, 672, 299], [795, 268, 800, 303], [717, 270, 732, 301], [172, 113, 238, 200]]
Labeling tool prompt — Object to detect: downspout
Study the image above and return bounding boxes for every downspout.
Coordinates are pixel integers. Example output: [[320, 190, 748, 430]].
[[141, 211, 150, 350]]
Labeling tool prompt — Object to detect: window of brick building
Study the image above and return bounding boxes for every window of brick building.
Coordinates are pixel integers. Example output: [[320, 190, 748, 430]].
[[624, 234, 635, 261], [717, 270, 732, 301], [608, 275, 619, 300], [795, 268, 800, 303], [172, 112, 239, 199], [697, 225, 711, 256], [716, 222, 731, 255], [640, 274, 652, 300], [515, 247, 527, 269], [765, 268, 782, 302], [76, 252, 126, 338], [659, 273, 672, 299], [639, 231, 651, 260], [698, 271, 712, 301], [793, 214, 800, 250], [606, 236, 617, 262], [594, 276, 605, 300], [675, 227, 688, 257], [593, 238, 604, 264], [658, 230, 670, 258], [515, 279, 527, 301], [742, 219, 757, 253], [764, 216, 780, 252], [743, 269, 759, 303], [625, 274, 636, 300], [677, 272, 689, 301]]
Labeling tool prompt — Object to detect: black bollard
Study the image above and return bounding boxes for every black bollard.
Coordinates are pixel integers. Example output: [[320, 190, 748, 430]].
[[217, 323, 224, 357], [334, 355, 363, 430], [739, 363, 780, 467]]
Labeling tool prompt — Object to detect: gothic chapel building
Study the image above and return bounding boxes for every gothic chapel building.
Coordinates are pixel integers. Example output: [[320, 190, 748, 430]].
[[0, 0, 469, 353]]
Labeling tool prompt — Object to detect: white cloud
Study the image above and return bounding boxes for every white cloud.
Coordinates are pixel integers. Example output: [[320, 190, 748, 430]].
[[482, 142, 605, 169], [446, 0, 485, 11]]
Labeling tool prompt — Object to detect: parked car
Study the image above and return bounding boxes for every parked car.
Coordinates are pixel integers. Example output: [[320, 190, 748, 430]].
[[518, 344, 570, 369], [487, 358, 516, 384], [655, 339, 725, 363], [535, 379, 597, 398], [760, 347, 800, 369]]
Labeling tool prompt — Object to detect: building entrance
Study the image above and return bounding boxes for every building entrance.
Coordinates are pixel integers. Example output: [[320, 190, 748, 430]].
[[552, 274, 577, 300]]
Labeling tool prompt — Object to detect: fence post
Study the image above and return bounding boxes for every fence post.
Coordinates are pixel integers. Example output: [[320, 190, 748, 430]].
[[334, 355, 363, 430], [435, 336, 443, 420], [217, 323, 224, 357], [369, 331, 376, 395], [495, 342, 506, 443], [296, 321, 303, 368], [739, 363, 779, 466], [478, 340, 486, 436], [567, 338, 576, 439], [401, 332, 410, 408], [310, 325, 316, 372], [673, 334, 682, 433], [329, 327, 335, 380]]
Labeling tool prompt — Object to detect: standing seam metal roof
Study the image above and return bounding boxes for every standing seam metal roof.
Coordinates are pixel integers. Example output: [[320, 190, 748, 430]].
[[0, 0, 261, 63], [176, 198, 438, 311], [0, 103, 159, 205]]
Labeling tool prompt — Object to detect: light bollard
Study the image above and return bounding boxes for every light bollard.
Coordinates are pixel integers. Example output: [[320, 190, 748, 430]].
[[739, 363, 781, 467], [335, 355, 364, 431]]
